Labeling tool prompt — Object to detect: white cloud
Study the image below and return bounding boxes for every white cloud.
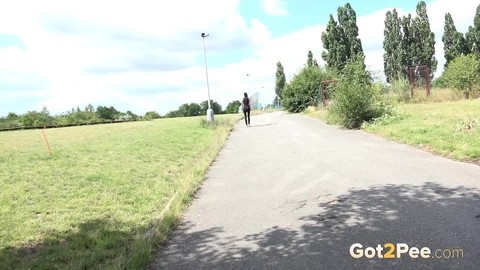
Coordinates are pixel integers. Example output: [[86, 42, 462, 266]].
[[0, 0, 477, 117], [262, 0, 288, 16]]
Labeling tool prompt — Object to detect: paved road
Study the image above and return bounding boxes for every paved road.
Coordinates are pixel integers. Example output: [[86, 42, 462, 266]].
[[152, 112, 480, 270]]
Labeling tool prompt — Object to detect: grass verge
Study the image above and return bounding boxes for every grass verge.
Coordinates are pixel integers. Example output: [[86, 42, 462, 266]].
[[363, 99, 480, 162], [305, 99, 480, 163], [0, 114, 241, 269]]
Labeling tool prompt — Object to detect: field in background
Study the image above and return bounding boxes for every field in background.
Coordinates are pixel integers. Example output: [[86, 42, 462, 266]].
[[307, 98, 480, 163], [0, 115, 240, 269]]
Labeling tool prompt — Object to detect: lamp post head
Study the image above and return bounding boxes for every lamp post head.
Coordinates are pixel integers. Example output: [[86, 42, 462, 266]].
[[201, 33, 209, 38]]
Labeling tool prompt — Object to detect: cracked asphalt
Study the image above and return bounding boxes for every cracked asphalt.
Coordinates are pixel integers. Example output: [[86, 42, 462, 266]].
[[152, 112, 480, 270]]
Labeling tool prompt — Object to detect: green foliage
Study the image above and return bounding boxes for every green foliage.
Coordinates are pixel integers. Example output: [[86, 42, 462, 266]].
[[329, 58, 388, 129], [199, 100, 223, 115], [0, 104, 145, 130], [119, 110, 140, 121], [466, 4, 480, 54], [58, 105, 101, 124], [443, 13, 469, 68], [199, 117, 237, 130], [144, 111, 162, 120], [401, 14, 415, 71], [225, 100, 241, 114], [176, 103, 201, 117], [442, 54, 480, 98], [307, 50, 315, 68], [275, 61, 286, 99], [412, 1, 437, 76], [282, 66, 334, 113], [362, 105, 405, 127], [390, 76, 412, 102], [0, 113, 20, 129], [384, 2, 437, 80], [321, 3, 364, 73], [20, 106, 55, 127], [383, 9, 404, 83], [432, 76, 447, 88], [165, 100, 223, 118], [96, 105, 120, 121]]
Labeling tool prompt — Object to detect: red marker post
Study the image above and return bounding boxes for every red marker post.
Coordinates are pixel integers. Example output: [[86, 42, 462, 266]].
[[41, 127, 52, 155]]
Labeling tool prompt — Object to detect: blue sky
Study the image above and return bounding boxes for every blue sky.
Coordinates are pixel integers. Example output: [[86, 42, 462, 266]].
[[0, 0, 476, 117], [239, 0, 434, 37]]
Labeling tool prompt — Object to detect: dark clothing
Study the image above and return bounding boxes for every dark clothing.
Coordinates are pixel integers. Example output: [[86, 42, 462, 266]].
[[242, 97, 250, 125], [243, 108, 250, 126], [242, 97, 250, 110]]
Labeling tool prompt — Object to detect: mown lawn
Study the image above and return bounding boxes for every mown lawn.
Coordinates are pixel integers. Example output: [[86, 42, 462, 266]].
[[0, 115, 240, 269], [307, 99, 480, 163], [364, 99, 480, 162]]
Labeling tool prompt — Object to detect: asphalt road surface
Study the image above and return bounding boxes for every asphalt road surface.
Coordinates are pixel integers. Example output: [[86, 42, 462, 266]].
[[152, 112, 480, 270]]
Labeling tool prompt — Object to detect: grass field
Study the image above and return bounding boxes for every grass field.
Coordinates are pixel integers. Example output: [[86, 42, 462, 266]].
[[364, 99, 480, 162], [306, 99, 480, 163], [0, 115, 240, 269]]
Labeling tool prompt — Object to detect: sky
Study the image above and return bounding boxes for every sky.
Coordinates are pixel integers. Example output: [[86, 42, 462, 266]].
[[0, 0, 478, 116]]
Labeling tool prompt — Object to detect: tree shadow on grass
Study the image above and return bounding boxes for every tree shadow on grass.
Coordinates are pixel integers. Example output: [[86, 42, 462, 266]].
[[154, 182, 480, 270], [0, 218, 137, 270]]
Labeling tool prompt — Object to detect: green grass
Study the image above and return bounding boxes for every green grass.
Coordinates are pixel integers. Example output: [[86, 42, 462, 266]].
[[305, 99, 480, 163], [0, 115, 240, 269], [304, 109, 328, 122], [364, 99, 480, 162]]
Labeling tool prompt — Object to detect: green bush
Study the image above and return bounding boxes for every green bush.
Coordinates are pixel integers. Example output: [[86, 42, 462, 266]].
[[390, 77, 411, 102], [282, 66, 335, 113], [329, 58, 389, 129], [443, 54, 480, 99]]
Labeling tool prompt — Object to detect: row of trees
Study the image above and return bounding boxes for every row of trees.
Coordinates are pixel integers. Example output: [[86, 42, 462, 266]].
[[281, 51, 335, 112], [383, 2, 480, 83], [443, 5, 480, 68], [163, 100, 241, 118], [383, 1, 437, 82], [276, 1, 480, 127], [278, 2, 365, 113], [0, 98, 246, 129], [0, 105, 162, 130]]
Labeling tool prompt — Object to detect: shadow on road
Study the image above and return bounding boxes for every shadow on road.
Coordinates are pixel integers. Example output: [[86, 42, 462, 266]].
[[248, 123, 276, 128], [155, 182, 480, 270]]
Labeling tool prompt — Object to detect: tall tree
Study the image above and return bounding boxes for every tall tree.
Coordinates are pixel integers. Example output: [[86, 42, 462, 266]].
[[338, 3, 363, 60], [307, 50, 315, 68], [321, 15, 342, 71], [275, 61, 286, 99], [443, 13, 468, 68], [466, 4, 480, 54], [401, 14, 415, 73], [321, 3, 364, 72], [411, 1, 437, 76], [383, 9, 404, 82]]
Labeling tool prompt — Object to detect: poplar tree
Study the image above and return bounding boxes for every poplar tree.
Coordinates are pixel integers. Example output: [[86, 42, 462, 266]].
[[443, 13, 468, 68], [383, 9, 404, 82]]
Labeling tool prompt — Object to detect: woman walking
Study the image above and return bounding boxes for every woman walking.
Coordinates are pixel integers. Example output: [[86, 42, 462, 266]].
[[242, 92, 251, 127]]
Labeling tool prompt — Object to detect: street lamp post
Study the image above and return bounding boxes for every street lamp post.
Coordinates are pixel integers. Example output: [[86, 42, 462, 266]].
[[201, 32, 214, 122]]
